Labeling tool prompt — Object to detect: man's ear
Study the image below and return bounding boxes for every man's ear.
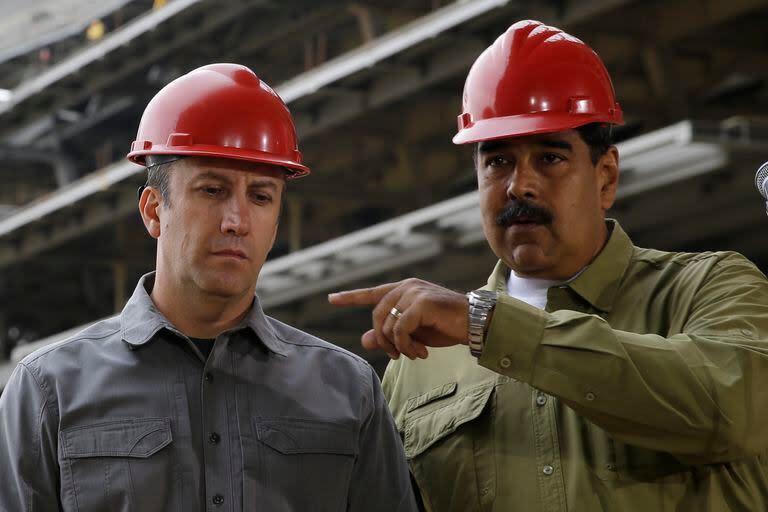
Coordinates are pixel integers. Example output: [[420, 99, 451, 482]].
[[598, 146, 620, 211], [139, 187, 163, 239]]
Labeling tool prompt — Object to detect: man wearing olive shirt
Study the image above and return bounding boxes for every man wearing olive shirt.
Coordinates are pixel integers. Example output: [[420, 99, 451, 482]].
[[330, 20, 768, 511]]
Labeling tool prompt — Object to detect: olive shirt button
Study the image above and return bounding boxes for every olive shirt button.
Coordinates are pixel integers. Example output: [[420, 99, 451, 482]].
[[536, 394, 547, 406], [499, 357, 512, 369], [543, 465, 554, 476], [586, 392, 596, 401]]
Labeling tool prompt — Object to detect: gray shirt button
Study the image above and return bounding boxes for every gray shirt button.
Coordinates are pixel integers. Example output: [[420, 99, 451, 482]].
[[536, 394, 547, 406], [543, 465, 554, 476], [212, 494, 224, 506]]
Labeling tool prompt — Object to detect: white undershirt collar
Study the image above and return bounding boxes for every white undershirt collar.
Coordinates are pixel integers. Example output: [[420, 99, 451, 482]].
[[506, 267, 587, 310]]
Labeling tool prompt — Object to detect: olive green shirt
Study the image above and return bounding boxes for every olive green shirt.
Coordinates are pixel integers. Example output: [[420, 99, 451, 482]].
[[383, 221, 768, 511]]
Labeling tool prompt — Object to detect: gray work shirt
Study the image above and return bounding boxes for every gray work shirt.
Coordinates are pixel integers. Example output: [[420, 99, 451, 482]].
[[0, 273, 416, 512]]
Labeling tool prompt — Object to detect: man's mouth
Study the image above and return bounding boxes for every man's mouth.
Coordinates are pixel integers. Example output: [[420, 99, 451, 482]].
[[213, 250, 248, 260], [509, 216, 538, 225]]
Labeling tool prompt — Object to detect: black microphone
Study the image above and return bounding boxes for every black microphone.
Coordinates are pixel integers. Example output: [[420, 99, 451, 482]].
[[755, 161, 768, 215]]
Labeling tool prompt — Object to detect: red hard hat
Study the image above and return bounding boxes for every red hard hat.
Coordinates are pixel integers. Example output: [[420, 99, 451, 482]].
[[453, 20, 623, 145], [127, 63, 309, 178]]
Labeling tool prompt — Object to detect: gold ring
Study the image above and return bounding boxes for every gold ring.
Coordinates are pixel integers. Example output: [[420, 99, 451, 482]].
[[390, 307, 403, 319]]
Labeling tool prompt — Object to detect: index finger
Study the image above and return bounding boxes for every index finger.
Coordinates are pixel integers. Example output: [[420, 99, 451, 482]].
[[327, 282, 400, 306]]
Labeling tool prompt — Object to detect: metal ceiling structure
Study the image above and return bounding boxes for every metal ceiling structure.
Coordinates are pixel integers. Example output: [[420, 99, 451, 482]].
[[0, 0, 135, 64], [1, 0, 768, 388]]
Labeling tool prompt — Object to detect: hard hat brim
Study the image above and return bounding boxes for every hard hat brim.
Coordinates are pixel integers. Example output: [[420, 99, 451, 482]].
[[453, 111, 624, 145], [127, 145, 310, 179]]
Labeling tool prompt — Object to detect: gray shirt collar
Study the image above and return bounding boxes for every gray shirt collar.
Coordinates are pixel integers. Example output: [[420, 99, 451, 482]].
[[120, 272, 288, 356]]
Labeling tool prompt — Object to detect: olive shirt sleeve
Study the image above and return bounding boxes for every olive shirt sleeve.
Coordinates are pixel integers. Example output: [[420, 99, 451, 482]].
[[478, 252, 768, 465], [0, 363, 62, 511]]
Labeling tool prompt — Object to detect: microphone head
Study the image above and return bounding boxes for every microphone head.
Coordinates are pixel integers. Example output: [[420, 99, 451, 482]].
[[755, 161, 768, 199]]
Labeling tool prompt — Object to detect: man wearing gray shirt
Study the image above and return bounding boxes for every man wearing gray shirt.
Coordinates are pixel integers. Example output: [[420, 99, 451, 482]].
[[0, 63, 416, 512]]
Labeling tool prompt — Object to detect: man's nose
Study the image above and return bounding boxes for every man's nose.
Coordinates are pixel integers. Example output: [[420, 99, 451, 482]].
[[506, 160, 539, 201], [220, 194, 251, 236]]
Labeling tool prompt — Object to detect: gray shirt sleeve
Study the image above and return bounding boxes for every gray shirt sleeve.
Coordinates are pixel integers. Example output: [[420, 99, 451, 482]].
[[0, 363, 62, 511], [347, 366, 418, 512]]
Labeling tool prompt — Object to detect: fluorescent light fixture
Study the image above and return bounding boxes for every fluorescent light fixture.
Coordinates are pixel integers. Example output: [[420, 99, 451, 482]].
[[0, 88, 12, 102], [618, 121, 696, 159], [617, 120, 728, 197]]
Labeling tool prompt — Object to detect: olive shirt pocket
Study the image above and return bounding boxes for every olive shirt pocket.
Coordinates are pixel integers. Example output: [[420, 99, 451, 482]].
[[243, 417, 358, 512], [403, 382, 496, 512], [59, 417, 175, 512]]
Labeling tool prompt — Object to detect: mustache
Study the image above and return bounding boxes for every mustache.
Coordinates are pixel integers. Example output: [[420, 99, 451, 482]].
[[496, 199, 554, 227]]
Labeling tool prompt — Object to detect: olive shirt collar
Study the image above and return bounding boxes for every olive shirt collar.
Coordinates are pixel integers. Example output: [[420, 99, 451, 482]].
[[119, 272, 288, 356], [486, 219, 634, 313]]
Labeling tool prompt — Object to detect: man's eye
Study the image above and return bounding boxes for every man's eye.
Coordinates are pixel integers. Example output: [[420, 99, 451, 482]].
[[487, 156, 509, 167], [542, 153, 564, 165], [252, 193, 272, 203], [203, 186, 222, 196]]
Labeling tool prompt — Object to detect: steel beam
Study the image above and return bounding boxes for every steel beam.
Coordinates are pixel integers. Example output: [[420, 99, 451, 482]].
[[0, 0, 202, 115]]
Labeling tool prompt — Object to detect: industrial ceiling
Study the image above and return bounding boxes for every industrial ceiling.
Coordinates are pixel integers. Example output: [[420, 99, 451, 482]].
[[1, 0, 768, 387]]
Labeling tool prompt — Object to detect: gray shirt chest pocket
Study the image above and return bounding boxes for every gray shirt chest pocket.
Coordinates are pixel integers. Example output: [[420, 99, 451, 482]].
[[59, 417, 176, 512], [243, 417, 359, 511]]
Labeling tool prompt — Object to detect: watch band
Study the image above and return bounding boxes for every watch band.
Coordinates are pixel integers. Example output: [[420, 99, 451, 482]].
[[466, 289, 497, 357]]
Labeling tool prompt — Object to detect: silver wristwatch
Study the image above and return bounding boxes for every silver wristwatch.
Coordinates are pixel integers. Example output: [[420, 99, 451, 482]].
[[466, 289, 497, 357]]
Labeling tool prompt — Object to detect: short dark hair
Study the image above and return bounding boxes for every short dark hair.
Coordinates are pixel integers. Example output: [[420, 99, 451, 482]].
[[574, 122, 614, 165], [145, 155, 179, 206]]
